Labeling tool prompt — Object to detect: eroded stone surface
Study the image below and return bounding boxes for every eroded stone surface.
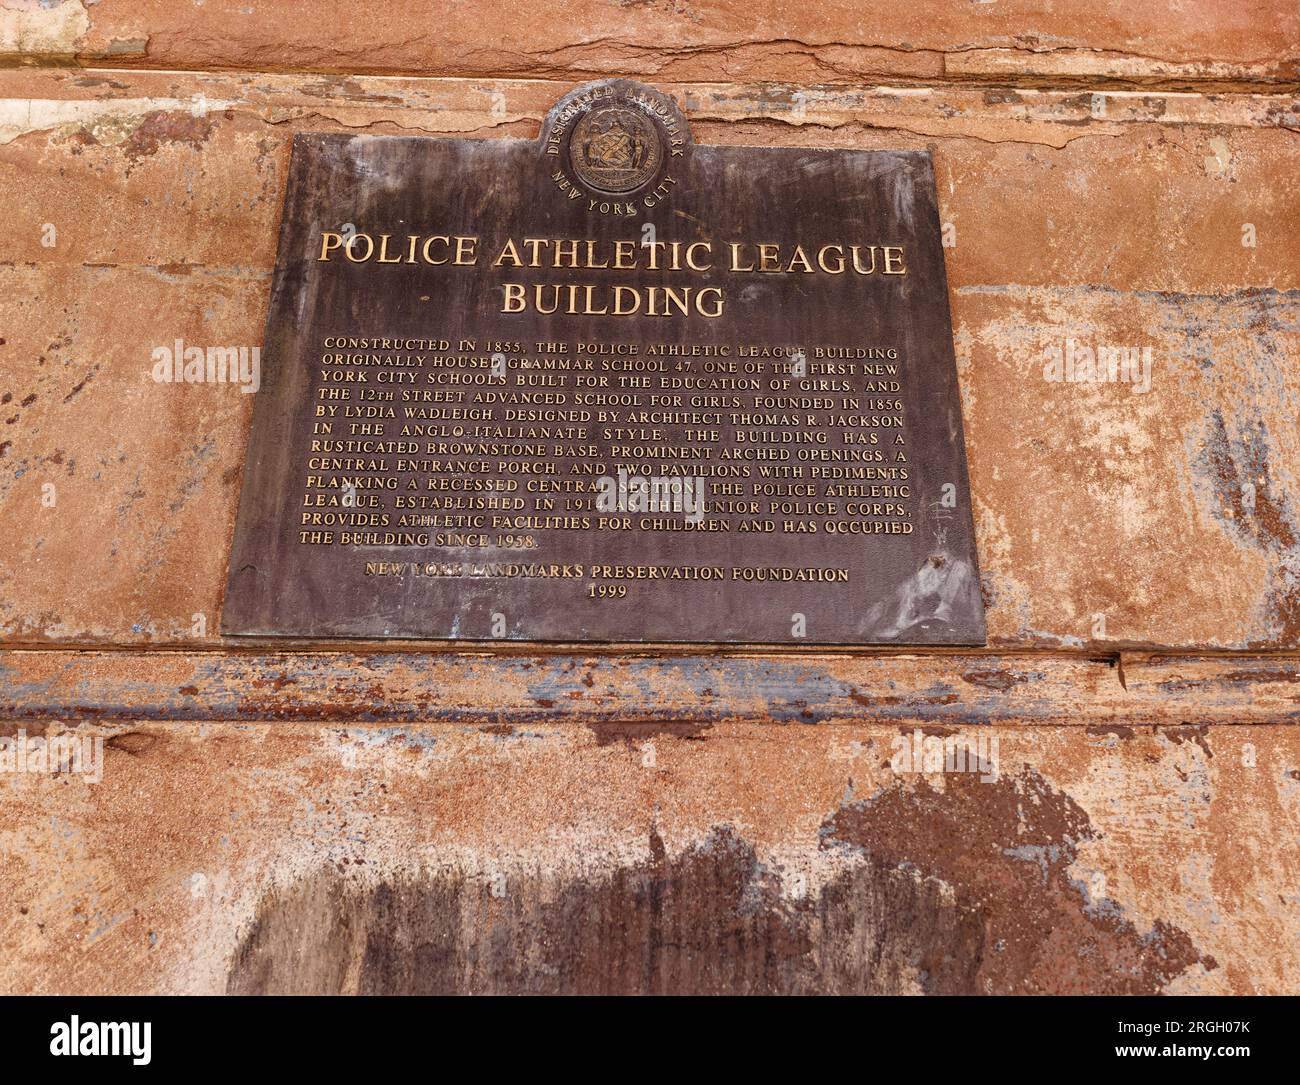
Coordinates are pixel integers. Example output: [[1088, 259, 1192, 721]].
[[1, 73, 1296, 647], [1, 19, 1298, 998], [0, 720, 1292, 994], [6, 1, 1298, 86]]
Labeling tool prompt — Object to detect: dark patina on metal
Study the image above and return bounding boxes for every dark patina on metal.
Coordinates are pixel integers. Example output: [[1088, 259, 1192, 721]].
[[222, 79, 985, 644]]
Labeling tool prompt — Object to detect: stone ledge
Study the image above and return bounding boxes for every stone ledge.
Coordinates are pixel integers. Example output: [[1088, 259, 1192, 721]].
[[3, 649, 1298, 725]]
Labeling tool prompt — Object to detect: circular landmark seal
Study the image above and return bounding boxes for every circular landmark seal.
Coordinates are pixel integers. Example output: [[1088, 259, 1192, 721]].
[[540, 79, 693, 216], [570, 104, 662, 195]]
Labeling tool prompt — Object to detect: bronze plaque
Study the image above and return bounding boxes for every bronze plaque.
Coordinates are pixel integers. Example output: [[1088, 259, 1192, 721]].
[[222, 79, 985, 644]]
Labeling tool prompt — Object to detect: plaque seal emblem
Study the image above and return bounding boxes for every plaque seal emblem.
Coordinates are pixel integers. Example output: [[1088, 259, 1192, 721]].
[[570, 104, 662, 194], [540, 78, 693, 217]]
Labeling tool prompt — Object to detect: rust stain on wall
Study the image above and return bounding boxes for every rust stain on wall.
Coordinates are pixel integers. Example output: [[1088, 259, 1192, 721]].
[[822, 770, 1213, 994]]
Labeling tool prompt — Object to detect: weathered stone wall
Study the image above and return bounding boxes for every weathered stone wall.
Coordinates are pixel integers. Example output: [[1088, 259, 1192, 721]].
[[0, 1, 1297, 994]]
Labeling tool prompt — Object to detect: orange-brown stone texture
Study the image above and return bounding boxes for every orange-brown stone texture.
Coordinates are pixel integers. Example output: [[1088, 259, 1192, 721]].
[[0, 1, 1297, 993]]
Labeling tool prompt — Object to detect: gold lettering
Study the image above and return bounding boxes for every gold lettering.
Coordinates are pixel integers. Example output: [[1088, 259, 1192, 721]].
[[502, 283, 526, 313], [850, 245, 878, 274], [454, 236, 478, 265], [422, 236, 451, 264], [685, 242, 713, 272], [494, 238, 523, 267], [345, 233, 374, 262], [729, 242, 754, 272], [318, 232, 343, 261], [786, 244, 814, 273], [817, 245, 845, 273]]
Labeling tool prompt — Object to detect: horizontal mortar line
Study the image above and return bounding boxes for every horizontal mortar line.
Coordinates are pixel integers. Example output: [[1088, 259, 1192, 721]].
[[4, 648, 1296, 724], [0, 261, 272, 277], [4, 66, 1296, 94], [4, 92, 1297, 119], [80, 262, 272, 274], [2, 719, 1295, 732], [0, 642, 1298, 660], [3, 99, 1295, 142], [955, 283, 1300, 299], [2, 63, 1298, 99], [0, 641, 1231, 658], [2, 713, 1295, 730]]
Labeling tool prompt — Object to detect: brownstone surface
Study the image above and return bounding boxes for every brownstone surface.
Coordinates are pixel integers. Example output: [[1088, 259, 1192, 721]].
[[0, 3, 1297, 994], [1, 716, 1296, 994], [4, 0, 1298, 86], [1, 72, 1297, 649]]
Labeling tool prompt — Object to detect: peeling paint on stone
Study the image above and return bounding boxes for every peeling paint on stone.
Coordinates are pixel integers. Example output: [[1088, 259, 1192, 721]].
[[0, 0, 89, 61]]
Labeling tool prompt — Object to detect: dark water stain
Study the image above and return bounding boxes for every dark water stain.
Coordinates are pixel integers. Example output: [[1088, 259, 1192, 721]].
[[1165, 723, 1213, 759], [821, 769, 1212, 994], [1087, 724, 1137, 740], [961, 669, 1029, 692], [122, 111, 216, 162], [228, 825, 982, 995], [587, 720, 712, 746], [228, 769, 1208, 995], [104, 731, 158, 756]]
